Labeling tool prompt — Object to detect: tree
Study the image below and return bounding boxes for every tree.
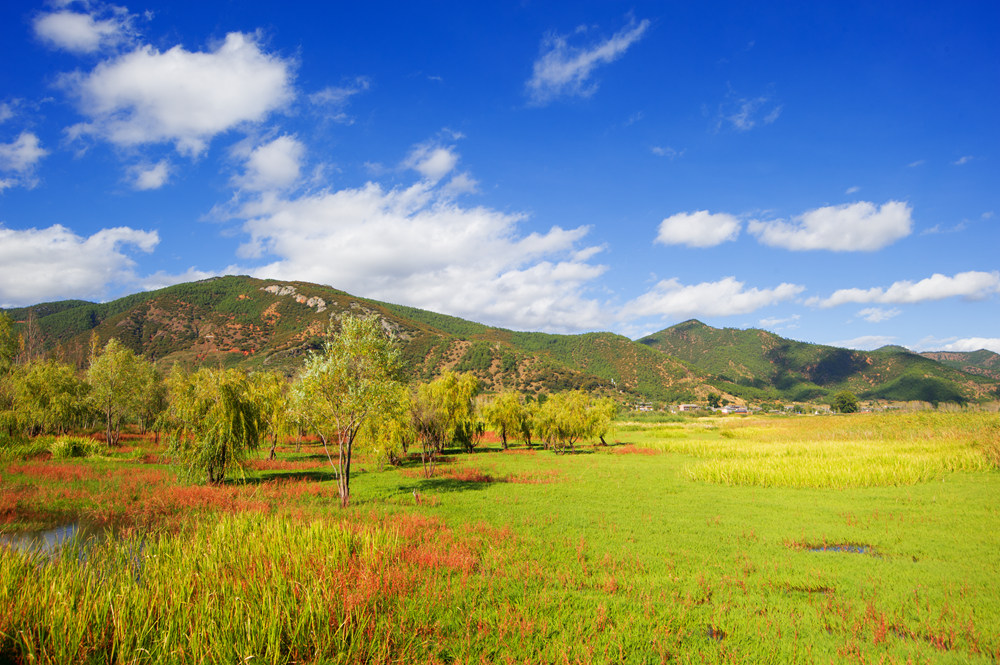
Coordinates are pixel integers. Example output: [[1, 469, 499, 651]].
[[87, 338, 150, 446], [0, 312, 18, 377], [249, 370, 291, 460], [293, 315, 403, 507], [10, 359, 90, 435], [707, 393, 721, 410], [483, 391, 530, 449], [535, 390, 592, 453], [167, 366, 263, 484], [832, 390, 860, 414], [588, 397, 619, 445]]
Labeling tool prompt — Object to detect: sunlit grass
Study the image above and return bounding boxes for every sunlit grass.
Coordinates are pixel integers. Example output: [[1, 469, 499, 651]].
[[620, 412, 999, 488]]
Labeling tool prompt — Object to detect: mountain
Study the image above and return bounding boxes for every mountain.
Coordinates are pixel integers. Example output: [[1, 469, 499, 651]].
[[638, 320, 1000, 404], [6, 279, 997, 405], [2, 276, 712, 401], [920, 350, 1000, 381]]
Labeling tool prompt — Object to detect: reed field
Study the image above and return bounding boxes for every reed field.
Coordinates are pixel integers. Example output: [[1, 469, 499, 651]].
[[1, 411, 999, 663]]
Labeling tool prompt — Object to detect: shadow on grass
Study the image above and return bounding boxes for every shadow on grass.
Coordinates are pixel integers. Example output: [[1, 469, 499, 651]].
[[407, 477, 494, 494]]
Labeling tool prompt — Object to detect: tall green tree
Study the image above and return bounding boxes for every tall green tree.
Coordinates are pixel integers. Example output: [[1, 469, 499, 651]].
[[588, 396, 619, 445], [832, 390, 860, 414], [483, 391, 530, 449], [87, 338, 150, 446], [293, 315, 403, 508], [249, 370, 291, 460], [10, 359, 90, 435], [167, 366, 263, 484]]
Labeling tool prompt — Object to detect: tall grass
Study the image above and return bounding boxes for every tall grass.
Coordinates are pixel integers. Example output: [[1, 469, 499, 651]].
[[621, 412, 999, 488], [1, 513, 406, 664]]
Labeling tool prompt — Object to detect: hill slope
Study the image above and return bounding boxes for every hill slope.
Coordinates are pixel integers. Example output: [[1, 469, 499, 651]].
[[4, 276, 713, 401], [638, 320, 999, 404], [920, 350, 1000, 381]]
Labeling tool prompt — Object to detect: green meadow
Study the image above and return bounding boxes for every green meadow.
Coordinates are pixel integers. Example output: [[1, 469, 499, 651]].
[[2, 411, 999, 664]]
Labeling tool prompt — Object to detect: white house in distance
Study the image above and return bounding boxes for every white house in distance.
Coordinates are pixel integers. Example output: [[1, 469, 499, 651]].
[[720, 405, 748, 415]]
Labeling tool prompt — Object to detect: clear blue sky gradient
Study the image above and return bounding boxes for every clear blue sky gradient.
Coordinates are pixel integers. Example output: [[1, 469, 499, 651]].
[[1, 1, 997, 353]]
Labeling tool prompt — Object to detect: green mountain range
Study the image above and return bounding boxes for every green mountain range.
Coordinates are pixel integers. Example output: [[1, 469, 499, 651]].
[[638, 319, 999, 404], [5, 276, 998, 405]]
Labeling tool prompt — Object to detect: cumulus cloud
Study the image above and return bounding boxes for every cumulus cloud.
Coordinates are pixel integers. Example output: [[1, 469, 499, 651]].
[[63, 32, 295, 156], [925, 337, 1000, 354], [233, 178, 607, 332], [856, 307, 901, 323], [620, 276, 804, 320], [0, 224, 158, 307], [233, 135, 304, 192], [130, 159, 170, 190], [811, 271, 1000, 308], [403, 143, 459, 182], [655, 210, 741, 248], [33, 5, 137, 54], [748, 200, 912, 251], [758, 314, 800, 330], [526, 16, 650, 105], [140, 266, 224, 291], [0, 132, 48, 191]]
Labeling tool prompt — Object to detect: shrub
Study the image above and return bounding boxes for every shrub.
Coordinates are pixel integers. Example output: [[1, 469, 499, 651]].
[[49, 436, 105, 459]]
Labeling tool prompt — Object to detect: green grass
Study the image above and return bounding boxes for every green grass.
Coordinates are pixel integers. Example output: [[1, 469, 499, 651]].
[[2, 412, 999, 663]]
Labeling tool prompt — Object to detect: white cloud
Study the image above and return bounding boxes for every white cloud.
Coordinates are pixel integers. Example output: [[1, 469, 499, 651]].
[[907, 159, 926, 168], [233, 135, 304, 192], [651, 145, 682, 159], [309, 76, 370, 124], [0, 103, 13, 124], [63, 32, 295, 156], [925, 337, 1000, 354], [812, 271, 1000, 308], [140, 266, 224, 291], [716, 88, 782, 132], [758, 314, 800, 329], [620, 276, 804, 320], [233, 178, 608, 332], [952, 155, 973, 166], [0, 224, 158, 307], [845, 185, 860, 195], [829, 335, 897, 351], [526, 16, 650, 105], [130, 159, 170, 190], [982, 211, 994, 220], [403, 143, 459, 182], [655, 210, 741, 248], [0, 132, 48, 191], [0, 132, 48, 173], [748, 200, 912, 251], [33, 6, 136, 54], [856, 307, 901, 323]]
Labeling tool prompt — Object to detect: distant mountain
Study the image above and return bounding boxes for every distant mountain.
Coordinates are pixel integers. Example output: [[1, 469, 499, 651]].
[[920, 350, 1000, 381], [2, 276, 713, 401], [5, 279, 997, 405], [638, 320, 1000, 404]]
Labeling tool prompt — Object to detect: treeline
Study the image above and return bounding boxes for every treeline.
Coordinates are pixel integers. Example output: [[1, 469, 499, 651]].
[[0, 312, 619, 508]]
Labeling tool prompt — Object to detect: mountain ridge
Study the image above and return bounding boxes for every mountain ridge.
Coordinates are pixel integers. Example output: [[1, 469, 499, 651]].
[[5, 275, 998, 405]]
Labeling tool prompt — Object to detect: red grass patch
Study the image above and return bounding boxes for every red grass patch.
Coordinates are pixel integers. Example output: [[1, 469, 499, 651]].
[[614, 444, 662, 455], [5, 462, 100, 482], [248, 458, 327, 472]]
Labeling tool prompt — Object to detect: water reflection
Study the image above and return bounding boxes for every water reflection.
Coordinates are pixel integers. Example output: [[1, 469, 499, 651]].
[[0, 521, 110, 558]]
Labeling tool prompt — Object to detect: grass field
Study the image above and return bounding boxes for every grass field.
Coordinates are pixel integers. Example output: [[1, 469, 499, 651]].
[[1, 412, 998, 663]]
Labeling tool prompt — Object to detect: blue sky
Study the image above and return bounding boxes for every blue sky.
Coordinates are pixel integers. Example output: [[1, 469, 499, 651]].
[[1, 1, 997, 353]]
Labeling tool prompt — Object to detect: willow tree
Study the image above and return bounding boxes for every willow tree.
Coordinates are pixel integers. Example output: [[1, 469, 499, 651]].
[[483, 391, 530, 449], [293, 315, 402, 508], [87, 338, 151, 446], [166, 366, 263, 484]]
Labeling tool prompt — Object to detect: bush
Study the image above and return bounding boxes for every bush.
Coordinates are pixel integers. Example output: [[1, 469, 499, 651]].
[[49, 436, 105, 459]]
